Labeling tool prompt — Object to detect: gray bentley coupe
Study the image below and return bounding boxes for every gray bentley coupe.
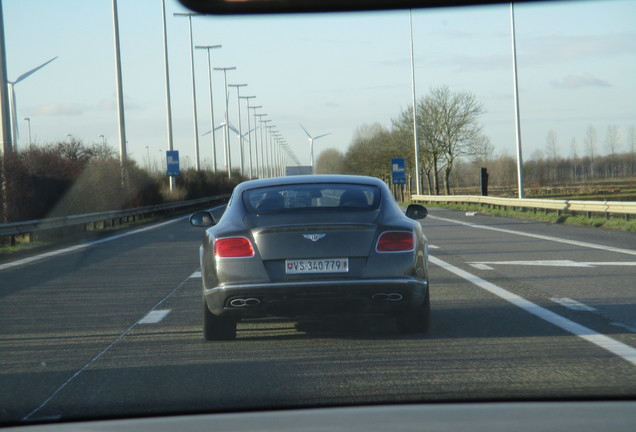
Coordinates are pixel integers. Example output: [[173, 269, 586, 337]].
[[190, 175, 429, 340]]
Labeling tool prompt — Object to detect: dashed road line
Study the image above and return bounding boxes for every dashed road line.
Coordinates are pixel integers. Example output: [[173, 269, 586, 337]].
[[550, 298, 597, 312], [22, 273, 192, 422], [138, 309, 172, 324], [469, 263, 494, 270]]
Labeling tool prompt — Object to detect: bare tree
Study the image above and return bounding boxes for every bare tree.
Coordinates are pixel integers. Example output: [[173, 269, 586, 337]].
[[393, 86, 487, 195], [545, 130, 559, 160], [315, 148, 345, 174], [605, 124, 621, 156], [584, 125, 597, 159]]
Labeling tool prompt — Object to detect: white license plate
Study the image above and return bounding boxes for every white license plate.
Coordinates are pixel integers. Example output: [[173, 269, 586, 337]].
[[285, 258, 349, 274]]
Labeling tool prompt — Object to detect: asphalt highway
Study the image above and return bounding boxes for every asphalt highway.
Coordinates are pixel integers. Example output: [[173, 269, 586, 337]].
[[1, 208, 636, 425]]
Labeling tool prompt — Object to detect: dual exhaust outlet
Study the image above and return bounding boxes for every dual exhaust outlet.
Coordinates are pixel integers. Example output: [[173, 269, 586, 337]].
[[372, 292, 403, 302], [229, 298, 261, 308]]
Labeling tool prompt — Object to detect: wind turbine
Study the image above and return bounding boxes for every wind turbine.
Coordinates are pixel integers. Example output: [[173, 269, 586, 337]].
[[7, 56, 58, 150], [203, 121, 257, 175], [300, 123, 330, 173]]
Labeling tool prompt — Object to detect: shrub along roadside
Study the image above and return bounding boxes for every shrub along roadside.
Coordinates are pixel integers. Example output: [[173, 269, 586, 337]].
[[1, 141, 247, 223]]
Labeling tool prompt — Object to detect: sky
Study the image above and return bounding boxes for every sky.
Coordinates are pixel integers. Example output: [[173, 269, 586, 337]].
[[3, 0, 635, 173]]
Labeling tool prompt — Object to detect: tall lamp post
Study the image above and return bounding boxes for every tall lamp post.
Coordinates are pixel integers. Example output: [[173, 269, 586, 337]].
[[510, 3, 525, 199], [112, 0, 128, 187], [161, 0, 175, 190], [250, 106, 263, 177], [409, 9, 421, 195], [196, 44, 222, 172], [255, 113, 267, 178], [174, 12, 201, 171], [266, 125, 276, 178], [214, 66, 236, 177], [228, 83, 247, 175], [241, 96, 256, 177], [259, 118, 271, 178]]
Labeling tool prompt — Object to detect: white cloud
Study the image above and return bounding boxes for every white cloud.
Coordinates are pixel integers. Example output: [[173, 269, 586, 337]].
[[551, 74, 611, 89], [30, 104, 86, 116]]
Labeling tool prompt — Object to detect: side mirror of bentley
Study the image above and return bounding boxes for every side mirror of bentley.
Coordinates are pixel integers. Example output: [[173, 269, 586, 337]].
[[405, 204, 428, 220], [190, 211, 215, 227]]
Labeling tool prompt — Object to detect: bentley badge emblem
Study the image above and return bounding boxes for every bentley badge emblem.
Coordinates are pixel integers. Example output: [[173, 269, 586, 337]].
[[303, 234, 326, 242]]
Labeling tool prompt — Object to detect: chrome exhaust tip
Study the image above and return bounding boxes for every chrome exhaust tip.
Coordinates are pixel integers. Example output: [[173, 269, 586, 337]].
[[229, 298, 261, 308]]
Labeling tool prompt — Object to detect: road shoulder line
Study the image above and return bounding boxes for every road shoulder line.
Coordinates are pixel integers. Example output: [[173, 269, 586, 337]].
[[0, 216, 188, 272], [430, 255, 636, 368], [427, 215, 636, 256]]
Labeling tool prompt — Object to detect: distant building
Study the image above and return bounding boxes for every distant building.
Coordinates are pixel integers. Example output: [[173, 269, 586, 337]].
[[286, 166, 313, 176]]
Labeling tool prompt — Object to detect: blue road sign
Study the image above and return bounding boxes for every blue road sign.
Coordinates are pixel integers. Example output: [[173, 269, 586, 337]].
[[391, 158, 406, 185], [166, 151, 180, 177]]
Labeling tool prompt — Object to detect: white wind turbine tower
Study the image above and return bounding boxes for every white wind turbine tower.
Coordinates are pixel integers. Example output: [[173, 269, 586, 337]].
[[300, 123, 330, 173], [7, 56, 58, 150]]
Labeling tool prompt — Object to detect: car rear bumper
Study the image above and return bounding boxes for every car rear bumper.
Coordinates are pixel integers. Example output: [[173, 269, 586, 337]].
[[203, 278, 429, 318]]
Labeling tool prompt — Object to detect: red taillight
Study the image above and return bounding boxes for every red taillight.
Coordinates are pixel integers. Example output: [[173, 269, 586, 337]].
[[214, 237, 254, 258], [376, 231, 414, 252]]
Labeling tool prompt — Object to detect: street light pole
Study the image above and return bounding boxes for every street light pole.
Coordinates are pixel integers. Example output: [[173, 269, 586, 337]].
[[409, 9, 421, 195], [229, 83, 247, 176], [161, 0, 175, 190], [214, 66, 236, 178], [241, 96, 256, 177], [112, 0, 128, 187], [254, 113, 267, 178], [196, 44, 222, 172], [266, 125, 276, 178], [174, 12, 201, 171], [510, 3, 525, 199], [250, 107, 263, 177], [260, 118, 271, 178]]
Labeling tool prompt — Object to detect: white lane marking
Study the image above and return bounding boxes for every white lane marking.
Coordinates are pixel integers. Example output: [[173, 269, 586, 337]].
[[468, 260, 636, 268], [190, 270, 202, 278], [0, 216, 189, 272], [469, 260, 592, 268], [611, 322, 636, 333], [428, 244, 440, 249], [138, 309, 171, 324], [470, 263, 494, 270], [22, 274, 191, 421], [550, 298, 597, 312], [429, 255, 636, 368], [427, 215, 636, 257]]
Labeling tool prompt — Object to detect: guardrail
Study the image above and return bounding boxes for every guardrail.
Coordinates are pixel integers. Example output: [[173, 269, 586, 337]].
[[0, 194, 230, 246], [410, 195, 636, 218]]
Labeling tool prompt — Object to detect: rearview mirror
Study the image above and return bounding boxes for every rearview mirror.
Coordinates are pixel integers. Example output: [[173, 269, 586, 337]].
[[405, 204, 427, 220]]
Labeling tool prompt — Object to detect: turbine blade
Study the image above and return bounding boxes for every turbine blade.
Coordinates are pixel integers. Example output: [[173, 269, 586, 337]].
[[299, 123, 312, 139], [13, 56, 58, 85], [314, 133, 331, 140]]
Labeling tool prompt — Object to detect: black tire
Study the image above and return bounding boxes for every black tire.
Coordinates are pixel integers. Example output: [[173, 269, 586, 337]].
[[396, 290, 430, 334], [203, 301, 237, 341]]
